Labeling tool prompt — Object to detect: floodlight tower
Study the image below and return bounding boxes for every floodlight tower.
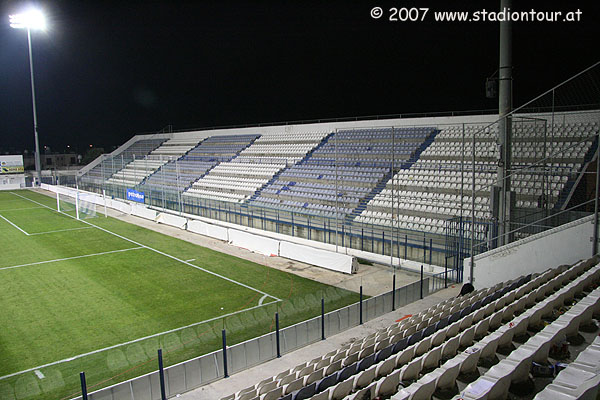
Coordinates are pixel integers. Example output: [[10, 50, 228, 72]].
[[9, 9, 46, 187]]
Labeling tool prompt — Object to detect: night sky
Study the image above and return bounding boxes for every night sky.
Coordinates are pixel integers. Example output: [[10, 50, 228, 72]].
[[0, 1, 598, 155]]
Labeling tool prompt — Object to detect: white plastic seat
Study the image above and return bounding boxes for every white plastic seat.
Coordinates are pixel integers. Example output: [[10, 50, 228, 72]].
[[375, 369, 401, 397], [395, 346, 415, 368], [435, 359, 461, 391], [459, 326, 476, 349], [415, 336, 432, 357], [353, 366, 376, 390], [457, 348, 481, 375], [421, 346, 442, 371], [330, 378, 353, 400], [442, 335, 460, 360], [375, 357, 396, 378], [400, 356, 423, 382]]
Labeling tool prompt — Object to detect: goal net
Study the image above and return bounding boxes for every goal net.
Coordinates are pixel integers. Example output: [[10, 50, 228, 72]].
[[57, 192, 97, 220]]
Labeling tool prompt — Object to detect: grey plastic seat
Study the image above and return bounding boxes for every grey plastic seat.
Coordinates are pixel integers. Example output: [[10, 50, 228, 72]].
[[357, 353, 376, 372], [315, 373, 337, 392], [375, 344, 394, 362], [291, 381, 315, 400], [336, 364, 357, 383]]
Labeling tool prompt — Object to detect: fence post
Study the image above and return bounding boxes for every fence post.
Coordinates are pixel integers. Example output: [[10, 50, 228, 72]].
[[79, 372, 88, 400], [444, 257, 448, 288], [359, 286, 363, 324], [392, 273, 396, 311], [420, 265, 424, 299], [276, 312, 281, 357], [429, 238, 433, 265], [423, 236, 426, 264], [321, 298, 326, 340], [158, 349, 167, 400], [405, 234, 408, 259], [222, 329, 229, 378]]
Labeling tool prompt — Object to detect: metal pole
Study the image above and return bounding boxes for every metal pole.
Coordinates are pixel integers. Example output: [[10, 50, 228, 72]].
[[444, 257, 448, 288], [420, 265, 424, 299], [497, 0, 513, 246], [359, 285, 363, 325], [429, 238, 433, 265], [335, 129, 339, 252], [221, 329, 229, 378], [176, 158, 183, 215], [470, 124, 476, 284], [391, 127, 395, 267], [26, 28, 42, 187], [275, 312, 281, 357], [593, 133, 600, 255], [158, 349, 167, 400], [392, 272, 396, 311], [321, 298, 325, 340], [79, 372, 88, 400]]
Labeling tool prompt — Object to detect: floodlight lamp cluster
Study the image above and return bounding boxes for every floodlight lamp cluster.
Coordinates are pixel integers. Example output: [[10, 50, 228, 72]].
[[9, 9, 46, 30]]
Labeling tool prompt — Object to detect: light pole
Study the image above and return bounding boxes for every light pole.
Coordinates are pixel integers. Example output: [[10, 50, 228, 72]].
[[9, 9, 46, 186]]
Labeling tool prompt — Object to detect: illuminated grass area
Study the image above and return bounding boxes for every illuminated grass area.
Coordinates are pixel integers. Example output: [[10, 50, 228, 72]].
[[0, 190, 359, 400]]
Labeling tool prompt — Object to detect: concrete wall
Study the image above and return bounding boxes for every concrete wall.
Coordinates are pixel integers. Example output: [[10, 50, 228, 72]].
[[465, 215, 595, 290]]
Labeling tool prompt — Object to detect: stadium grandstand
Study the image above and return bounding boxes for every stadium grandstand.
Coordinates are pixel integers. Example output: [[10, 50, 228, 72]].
[[68, 59, 600, 399], [3, 3, 599, 400]]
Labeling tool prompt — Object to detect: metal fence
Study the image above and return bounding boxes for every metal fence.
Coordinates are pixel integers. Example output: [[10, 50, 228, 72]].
[[84, 279, 429, 400]]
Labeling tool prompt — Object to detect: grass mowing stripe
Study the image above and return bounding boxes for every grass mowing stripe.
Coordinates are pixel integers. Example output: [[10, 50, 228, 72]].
[[28, 226, 94, 236], [0, 213, 30, 235], [0, 206, 44, 211], [0, 300, 273, 382], [0, 247, 144, 271], [11, 191, 281, 301]]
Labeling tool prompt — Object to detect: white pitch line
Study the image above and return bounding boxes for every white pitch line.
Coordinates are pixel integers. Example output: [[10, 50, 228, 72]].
[[0, 247, 145, 272], [0, 214, 30, 235], [11, 191, 281, 302], [28, 226, 94, 236], [186, 258, 196, 262], [0, 301, 274, 381], [34, 370, 45, 379], [258, 294, 269, 306]]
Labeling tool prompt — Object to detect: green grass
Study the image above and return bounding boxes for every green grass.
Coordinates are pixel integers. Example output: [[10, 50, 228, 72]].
[[0, 190, 360, 400]]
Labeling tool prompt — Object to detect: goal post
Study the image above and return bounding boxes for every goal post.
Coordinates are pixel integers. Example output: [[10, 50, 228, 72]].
[[56, 191, 97, 220]]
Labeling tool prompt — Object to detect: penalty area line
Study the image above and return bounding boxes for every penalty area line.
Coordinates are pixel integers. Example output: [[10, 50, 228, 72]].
[[10, 191, 281, 302], [0, 214, 30, 235], [0, 247, 145, 272]]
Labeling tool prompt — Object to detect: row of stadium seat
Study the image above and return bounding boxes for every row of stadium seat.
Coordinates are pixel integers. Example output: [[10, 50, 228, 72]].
[[218, 256, 599, 400]]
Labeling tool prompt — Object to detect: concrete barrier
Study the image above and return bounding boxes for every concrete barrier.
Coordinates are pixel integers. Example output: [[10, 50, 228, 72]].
[[187, 219, 228, 241], [228, 229, 279, 256], [156, 213, 187, 229], [279, 241, 357, 274]]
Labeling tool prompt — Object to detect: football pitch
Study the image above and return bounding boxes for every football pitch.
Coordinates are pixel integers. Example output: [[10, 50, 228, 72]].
[[0, 190, 360, 400]]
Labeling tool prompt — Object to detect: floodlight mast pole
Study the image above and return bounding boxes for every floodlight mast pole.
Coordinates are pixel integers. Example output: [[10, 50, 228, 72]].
[[27, 27, 42, 186], [11, 11, 44, 187], [496, 0, 513, 246]]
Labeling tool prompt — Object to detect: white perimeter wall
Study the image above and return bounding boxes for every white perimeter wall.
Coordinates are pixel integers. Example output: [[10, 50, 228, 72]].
[[41, 185, 357, 274], [0, 174, 25, 190], [465, 215, 595, 290]]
